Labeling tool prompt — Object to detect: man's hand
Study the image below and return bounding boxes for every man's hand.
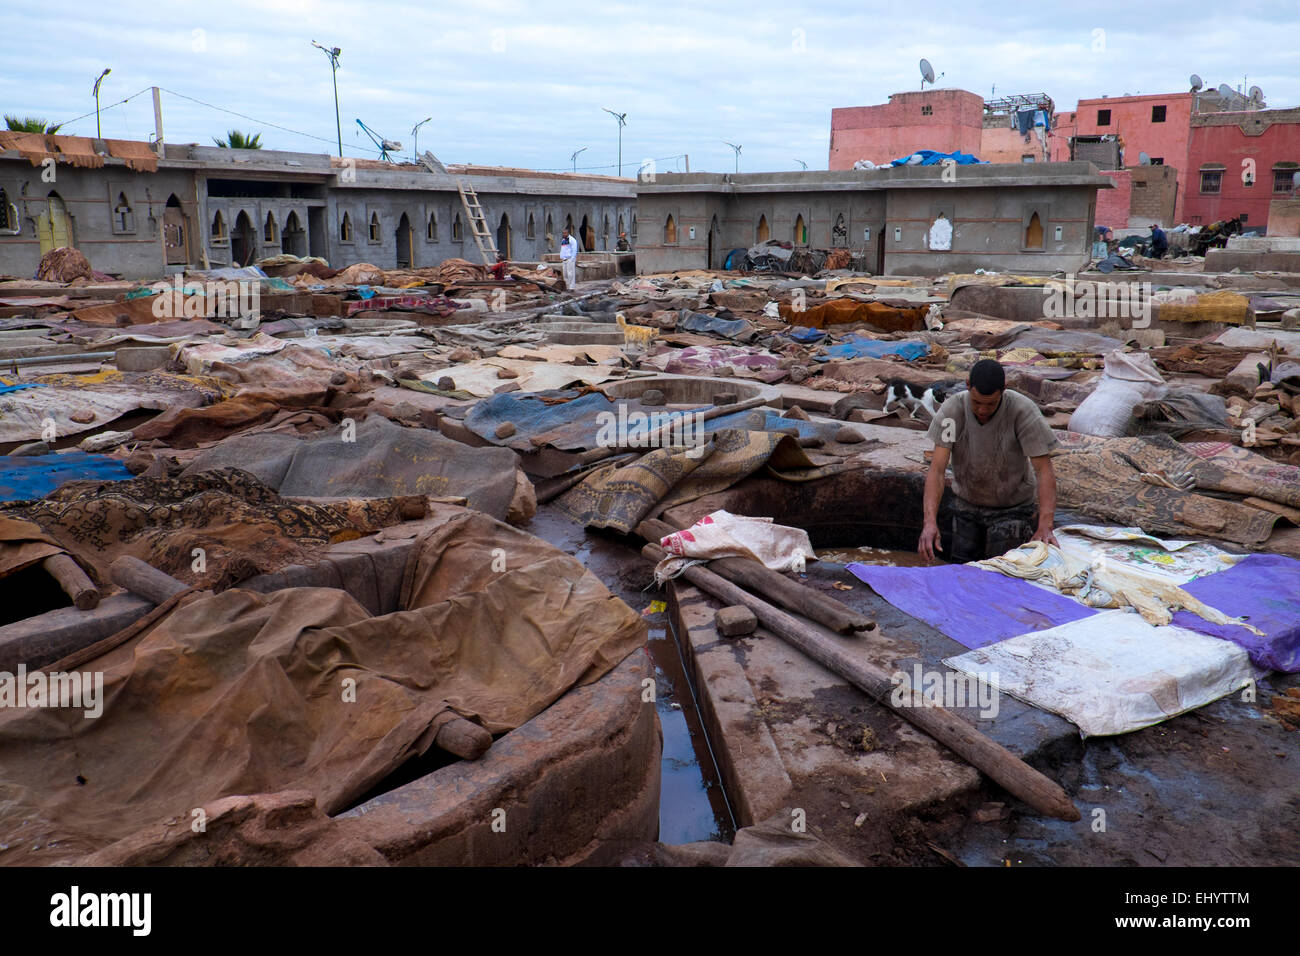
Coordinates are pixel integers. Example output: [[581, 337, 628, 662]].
[[918, 522, 944, 562], [1029, 524, 1059, 547]]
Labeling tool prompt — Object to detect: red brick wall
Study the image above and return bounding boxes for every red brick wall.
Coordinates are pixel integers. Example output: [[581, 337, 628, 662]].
[[829, 89, 984, 169], [1184, 108, 1300, 231]]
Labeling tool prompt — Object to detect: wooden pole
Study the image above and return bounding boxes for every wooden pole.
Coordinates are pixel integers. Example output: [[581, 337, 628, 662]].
[[43, 553, 99, 610], [109, 555, 189, 605], [641, 540, 1080, 821], [636, 516, 874, 634]]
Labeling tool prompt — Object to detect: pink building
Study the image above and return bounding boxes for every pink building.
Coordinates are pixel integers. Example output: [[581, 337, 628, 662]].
[[829, 90, 984, 169], [1183, 106, 1300, 230]]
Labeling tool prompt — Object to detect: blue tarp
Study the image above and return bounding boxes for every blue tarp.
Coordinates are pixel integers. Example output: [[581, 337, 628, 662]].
[[0, 452, 133, 502], [815, 336, 929, 362], [0, 383, 45, 395], [703, 409, 832, 441], [785, 326, 827, 344], [1172, 554, 1300, 673], [463, 390, 618, 451], [846, 562, 1097, 649], [888, 150, 986, 167]]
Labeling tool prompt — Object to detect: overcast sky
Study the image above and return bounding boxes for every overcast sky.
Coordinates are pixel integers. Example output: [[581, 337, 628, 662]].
[[4, 0, 1298, 175]]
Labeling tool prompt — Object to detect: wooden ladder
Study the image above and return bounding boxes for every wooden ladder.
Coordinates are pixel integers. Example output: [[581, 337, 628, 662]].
[[457, 180, 497, 265]]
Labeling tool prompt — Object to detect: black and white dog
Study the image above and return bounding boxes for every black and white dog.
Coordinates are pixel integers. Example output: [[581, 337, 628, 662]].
[[881, 378, 966, 419]]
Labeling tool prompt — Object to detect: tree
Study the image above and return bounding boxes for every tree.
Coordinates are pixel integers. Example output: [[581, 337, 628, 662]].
[[212, 129, 263, 149], [4, 115, 62, 133]]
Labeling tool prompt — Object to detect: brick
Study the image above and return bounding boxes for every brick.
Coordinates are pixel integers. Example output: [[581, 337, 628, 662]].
[[715, 605, 757, 636]]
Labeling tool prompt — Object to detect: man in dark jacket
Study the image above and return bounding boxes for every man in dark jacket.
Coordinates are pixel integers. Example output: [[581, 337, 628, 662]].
[[1148, 224, 1168, 259]]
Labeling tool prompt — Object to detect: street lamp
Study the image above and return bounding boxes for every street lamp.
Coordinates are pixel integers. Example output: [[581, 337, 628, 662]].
[[411, 117, 432, 161], [724, 141, 741, 173], [92, 68, 111, 139], [311, 41, 343, 157], [602, 108, 626, 176], [570, 146, 587, 172], [795, 158, 807, 170]]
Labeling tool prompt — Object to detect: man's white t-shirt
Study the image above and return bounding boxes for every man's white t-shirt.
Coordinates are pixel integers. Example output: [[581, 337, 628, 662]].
[[560, 236, 578, 260]]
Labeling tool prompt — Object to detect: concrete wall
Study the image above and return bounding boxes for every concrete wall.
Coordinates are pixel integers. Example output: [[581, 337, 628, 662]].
[[0, 141, 637, 279], [1184, 107, 1300, 232], [829, 90, 984, 170], [980, 116, 1047, 164], [636, 164, 1107, 276], [1127, 164, 1179, 226], [0, 159, 198, 278]]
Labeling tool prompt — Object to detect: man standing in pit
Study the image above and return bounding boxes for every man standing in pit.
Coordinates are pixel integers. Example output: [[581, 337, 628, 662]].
[[917, 359, 1059, 563], [560, 226, 579, 290]]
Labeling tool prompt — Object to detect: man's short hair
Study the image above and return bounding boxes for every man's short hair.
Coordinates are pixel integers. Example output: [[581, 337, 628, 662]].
[[969, 359, 1005, 395]]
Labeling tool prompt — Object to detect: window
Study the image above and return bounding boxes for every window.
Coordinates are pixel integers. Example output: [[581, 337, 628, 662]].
[[1151, 105, 1167, 123], [664, 214, 676, 244], [1274, 165, 1299, 193], [426, 211, 437, 240], [264, 211, 278, 243], [1150, 157, 1164, 165], [112, 192, 136, 234], [210, 210, 227, 243], [631, 214, 637, 241], [0, 188, 17, 233], [368, 212, 381, 242], [1097, 109, 1111, 126], [340, 211, 353, 242], [921, 104, 932, 116], [526, 213, 535, 239], [452, 213, 463, 241], [1021, 155, 1036, 163], [1024, 211, 1044, 249], [1200, 168, 1223, 194]]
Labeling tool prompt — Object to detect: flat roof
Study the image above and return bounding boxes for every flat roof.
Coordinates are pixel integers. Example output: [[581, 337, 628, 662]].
[[637, 162, 1114, 194]]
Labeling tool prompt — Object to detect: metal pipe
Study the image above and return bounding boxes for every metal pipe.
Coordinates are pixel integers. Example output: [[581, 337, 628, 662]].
[[2, 351, 114, 368]]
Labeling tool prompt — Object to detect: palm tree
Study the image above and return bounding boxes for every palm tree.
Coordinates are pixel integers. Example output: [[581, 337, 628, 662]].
[[212, 129, 263, 149], [5, 115, 61, 133]]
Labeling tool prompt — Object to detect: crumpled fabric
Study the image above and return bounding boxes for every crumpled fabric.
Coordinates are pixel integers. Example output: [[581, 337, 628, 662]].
[[654, 510, 812, 583]]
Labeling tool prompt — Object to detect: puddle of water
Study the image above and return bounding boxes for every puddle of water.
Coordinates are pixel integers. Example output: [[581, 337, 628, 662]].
[[817, 545, 931, 567]]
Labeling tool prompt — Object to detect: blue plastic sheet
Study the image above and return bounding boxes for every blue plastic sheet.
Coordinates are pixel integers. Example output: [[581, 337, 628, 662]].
[[888, 150, 986, 167], [703, 409, 830, 441], [0, 383, 45, 395], [0, 452, 133, 502], [1171, 554, 1300, 673], [785, 326, 827, 344], [815, 336, 929, 362], [846, 562, 1097, 649]]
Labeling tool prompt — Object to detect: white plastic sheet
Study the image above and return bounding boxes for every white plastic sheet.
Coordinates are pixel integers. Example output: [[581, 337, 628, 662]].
[[655, 510, 812, 583], [945, 609, 1255, 737]]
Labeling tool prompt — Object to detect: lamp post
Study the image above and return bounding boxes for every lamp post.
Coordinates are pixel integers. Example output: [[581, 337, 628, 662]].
[[92, 68, 111, 138], [411, 117, 431, 161], [311, 41, 343, 157], [795, 158, 807, 170], [570, 146, 587, 172], [602, 108, 626, 176], [724, 141, 741, 173]]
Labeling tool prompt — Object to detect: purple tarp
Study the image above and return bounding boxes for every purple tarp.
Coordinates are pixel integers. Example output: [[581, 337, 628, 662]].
[[1172, 553, 1300, 673], [845, 562, 1097, 649]]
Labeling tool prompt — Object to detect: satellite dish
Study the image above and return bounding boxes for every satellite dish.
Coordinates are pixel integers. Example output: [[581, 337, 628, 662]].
[[1189, 74, 1203, 91], [920, 58, 936, 87], [1250, 85, 1263, 102], [1217, 83, 1234, 99], [1139, 152, 1151, 165]]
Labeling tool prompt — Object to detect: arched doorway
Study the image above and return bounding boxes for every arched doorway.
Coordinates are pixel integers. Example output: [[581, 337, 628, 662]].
[[708, 214, 720, 270], [396, 212, 413, 268], [231, 210, 256, 266], [1025, 212, 1044, 249], [164, 194, 189, 265], [756, 214, 770, 242], [496, 213, 511, 258], [580, 214, 594, 252], [283, 211, 306, 256], [37, 191, 74, 255], [793, 213, 807, 245]]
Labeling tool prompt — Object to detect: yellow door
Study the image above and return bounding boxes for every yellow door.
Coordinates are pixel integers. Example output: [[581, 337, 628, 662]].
[[37, 195, 72, 254]]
